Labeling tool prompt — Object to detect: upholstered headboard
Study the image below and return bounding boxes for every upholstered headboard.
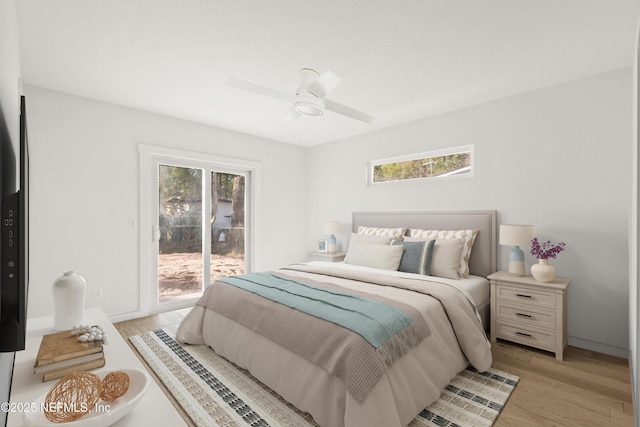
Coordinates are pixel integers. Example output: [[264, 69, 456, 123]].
[[352, 210, 497, 278]]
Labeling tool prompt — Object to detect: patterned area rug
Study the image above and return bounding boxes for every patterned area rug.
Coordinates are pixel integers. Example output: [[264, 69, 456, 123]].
[[130, 327, 518, 427]]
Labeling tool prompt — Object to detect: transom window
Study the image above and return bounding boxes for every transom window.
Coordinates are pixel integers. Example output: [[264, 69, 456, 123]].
[[368, 145, 474, 184]]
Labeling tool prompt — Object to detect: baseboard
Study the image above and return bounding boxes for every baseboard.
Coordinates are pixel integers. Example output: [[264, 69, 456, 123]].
[[108, 309, 147, 323], [568, 336, 629, 359]]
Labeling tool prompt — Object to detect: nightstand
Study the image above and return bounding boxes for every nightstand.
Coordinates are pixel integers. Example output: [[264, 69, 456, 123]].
[[308, 252, 346, 262], [488, 271, 571, 361]]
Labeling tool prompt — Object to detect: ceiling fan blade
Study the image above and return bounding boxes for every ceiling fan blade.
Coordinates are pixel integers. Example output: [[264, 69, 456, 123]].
[[324, 99, 374, 124], [227, 76, 295, 104], [285, 107, 301, 121], [307, 70, 342, 98]]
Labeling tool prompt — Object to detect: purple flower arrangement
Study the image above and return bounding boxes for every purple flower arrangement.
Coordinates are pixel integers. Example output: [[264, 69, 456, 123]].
[[530, 237, 566, 259]]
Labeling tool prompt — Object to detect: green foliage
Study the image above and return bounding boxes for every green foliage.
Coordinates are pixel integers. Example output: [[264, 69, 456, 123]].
[[159, 164, 202, 204], [217, 173, 236, 200], [373, 152, 471, 183], [158, 165, 246, 256]]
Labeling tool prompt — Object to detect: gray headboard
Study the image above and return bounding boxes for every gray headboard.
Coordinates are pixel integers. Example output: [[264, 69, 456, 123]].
[[352, 210, 497, 278]]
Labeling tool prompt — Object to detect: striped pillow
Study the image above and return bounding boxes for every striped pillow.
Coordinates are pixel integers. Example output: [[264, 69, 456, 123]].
[[407, 229, 479, 278], [391, 239, 436, 275]]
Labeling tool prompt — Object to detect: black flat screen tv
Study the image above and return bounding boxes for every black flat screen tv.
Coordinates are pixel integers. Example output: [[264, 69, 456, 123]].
[[0, 95, 29, 352]]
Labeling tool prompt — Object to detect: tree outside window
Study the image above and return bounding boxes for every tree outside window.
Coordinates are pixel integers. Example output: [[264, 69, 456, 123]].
[[369, 145, 473, 184]]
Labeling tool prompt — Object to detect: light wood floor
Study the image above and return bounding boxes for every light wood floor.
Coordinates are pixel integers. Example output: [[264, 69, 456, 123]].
[[114, 310, 634, 427]]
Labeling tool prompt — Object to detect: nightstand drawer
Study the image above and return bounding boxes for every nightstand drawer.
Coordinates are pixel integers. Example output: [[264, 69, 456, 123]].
[[496, 322, 556, 351], [495, 303, 556, 329], [495, 284, 557, 309]]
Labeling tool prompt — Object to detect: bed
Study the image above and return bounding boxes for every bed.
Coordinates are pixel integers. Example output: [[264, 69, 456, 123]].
[[176, 210, 496, 427]]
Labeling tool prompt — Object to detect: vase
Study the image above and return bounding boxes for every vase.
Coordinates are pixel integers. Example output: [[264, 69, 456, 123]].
[[531, 259, 556, 283], [53, 271, 86, 330]]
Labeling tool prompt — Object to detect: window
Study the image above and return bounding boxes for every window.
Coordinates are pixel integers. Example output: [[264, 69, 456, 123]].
[[368, 145, 473, 184]]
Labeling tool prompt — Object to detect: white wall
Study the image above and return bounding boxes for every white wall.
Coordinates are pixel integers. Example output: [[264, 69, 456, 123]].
[[24, 85, 308, 319], [0, 0, 21, 422], [308, 69, 632, 357]]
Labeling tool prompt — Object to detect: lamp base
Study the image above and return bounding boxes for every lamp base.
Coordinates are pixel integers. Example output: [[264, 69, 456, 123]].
[[327, 234, 337, 254], [507, 260, 525, 276], [507, 246, 525, 276]]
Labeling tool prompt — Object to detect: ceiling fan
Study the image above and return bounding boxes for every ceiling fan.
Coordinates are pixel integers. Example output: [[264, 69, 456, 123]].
[[226, 68, 375, 124]]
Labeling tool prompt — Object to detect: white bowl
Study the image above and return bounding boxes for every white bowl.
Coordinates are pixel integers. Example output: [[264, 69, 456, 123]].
[[23, 369, 150, 427]]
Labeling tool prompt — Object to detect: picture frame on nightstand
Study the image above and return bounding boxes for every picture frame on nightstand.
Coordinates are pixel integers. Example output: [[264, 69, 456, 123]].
[[316, 239, 327, 252]]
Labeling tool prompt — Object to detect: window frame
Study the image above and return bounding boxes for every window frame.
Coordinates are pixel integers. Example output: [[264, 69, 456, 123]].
[[367, 144, 474, 185]]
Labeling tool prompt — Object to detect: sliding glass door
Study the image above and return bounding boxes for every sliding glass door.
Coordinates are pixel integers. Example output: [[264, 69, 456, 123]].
[[140, 145, 256, 313]]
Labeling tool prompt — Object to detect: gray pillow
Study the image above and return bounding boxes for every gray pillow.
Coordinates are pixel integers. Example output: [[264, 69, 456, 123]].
[[391, 239, 435, 275]]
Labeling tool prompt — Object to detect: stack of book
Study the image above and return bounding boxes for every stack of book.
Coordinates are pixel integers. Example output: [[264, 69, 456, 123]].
[[34, 330, 105, 382]]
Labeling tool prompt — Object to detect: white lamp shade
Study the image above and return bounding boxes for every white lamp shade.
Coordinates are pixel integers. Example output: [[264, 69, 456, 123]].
[[324, 221, 341, 235], [499, 224, 534, 247]]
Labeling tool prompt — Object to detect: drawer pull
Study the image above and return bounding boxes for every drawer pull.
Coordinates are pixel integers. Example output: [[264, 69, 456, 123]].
[[516, 293, 532, 299], [516, 312, 532, 318], [515, 331, 533, 338]]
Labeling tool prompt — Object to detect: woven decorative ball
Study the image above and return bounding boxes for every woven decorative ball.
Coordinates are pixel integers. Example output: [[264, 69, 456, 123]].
[[100, 371, 130, 402], [44, 371, 102, 423]]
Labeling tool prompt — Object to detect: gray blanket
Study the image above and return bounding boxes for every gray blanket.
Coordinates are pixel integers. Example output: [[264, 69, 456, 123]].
[[196, 270, 430, 403], [284, 263, 491, 370]]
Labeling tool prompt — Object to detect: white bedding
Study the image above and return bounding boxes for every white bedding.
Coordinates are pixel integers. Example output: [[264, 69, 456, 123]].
[[308, 261, 490, 307], [177, 261, 492, 427]]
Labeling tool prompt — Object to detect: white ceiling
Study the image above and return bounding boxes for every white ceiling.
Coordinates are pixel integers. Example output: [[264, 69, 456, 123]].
[[15, 0, 640, 147]]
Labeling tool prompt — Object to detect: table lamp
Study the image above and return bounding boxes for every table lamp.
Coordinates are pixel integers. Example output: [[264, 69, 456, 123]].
[[324, 221, 341, 254], [499, 224, 534, 276]]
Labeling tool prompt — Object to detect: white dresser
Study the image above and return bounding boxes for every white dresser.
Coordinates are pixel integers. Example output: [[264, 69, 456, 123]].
[[7, 307, 186, 426]]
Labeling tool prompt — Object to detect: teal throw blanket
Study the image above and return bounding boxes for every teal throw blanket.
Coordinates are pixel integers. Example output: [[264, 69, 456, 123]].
[[219, 272, 412, 348]]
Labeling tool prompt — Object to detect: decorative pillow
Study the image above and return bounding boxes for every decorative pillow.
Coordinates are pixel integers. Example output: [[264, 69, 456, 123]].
[[429, 238, 465, 279], [407, 229, 479, 277], [349, 232, 392, 245], [357, 226, 407, 240], [344, 239, 404, 271], [391, 239, 436, 275]]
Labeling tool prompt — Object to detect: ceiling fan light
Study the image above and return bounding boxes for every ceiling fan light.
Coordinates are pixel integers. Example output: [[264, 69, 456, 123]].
[[294, 95, 325, 116], [295, 102, 324, 116]]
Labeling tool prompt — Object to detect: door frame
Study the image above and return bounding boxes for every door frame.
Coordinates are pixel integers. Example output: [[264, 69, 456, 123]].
[[138, 144, 261, 315]]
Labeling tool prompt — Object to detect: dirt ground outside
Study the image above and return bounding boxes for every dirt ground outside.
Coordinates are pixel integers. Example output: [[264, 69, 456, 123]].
[[158, 252, 245, 303]]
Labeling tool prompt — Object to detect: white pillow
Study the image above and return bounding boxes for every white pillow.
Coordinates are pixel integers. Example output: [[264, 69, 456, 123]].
[[429, 239, 465, 280], [344, 239, 404, 271]]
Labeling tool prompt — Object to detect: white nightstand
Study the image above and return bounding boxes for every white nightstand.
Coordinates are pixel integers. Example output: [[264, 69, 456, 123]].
[[488, 271, 571, 361], [308, 252, 346, 262]]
